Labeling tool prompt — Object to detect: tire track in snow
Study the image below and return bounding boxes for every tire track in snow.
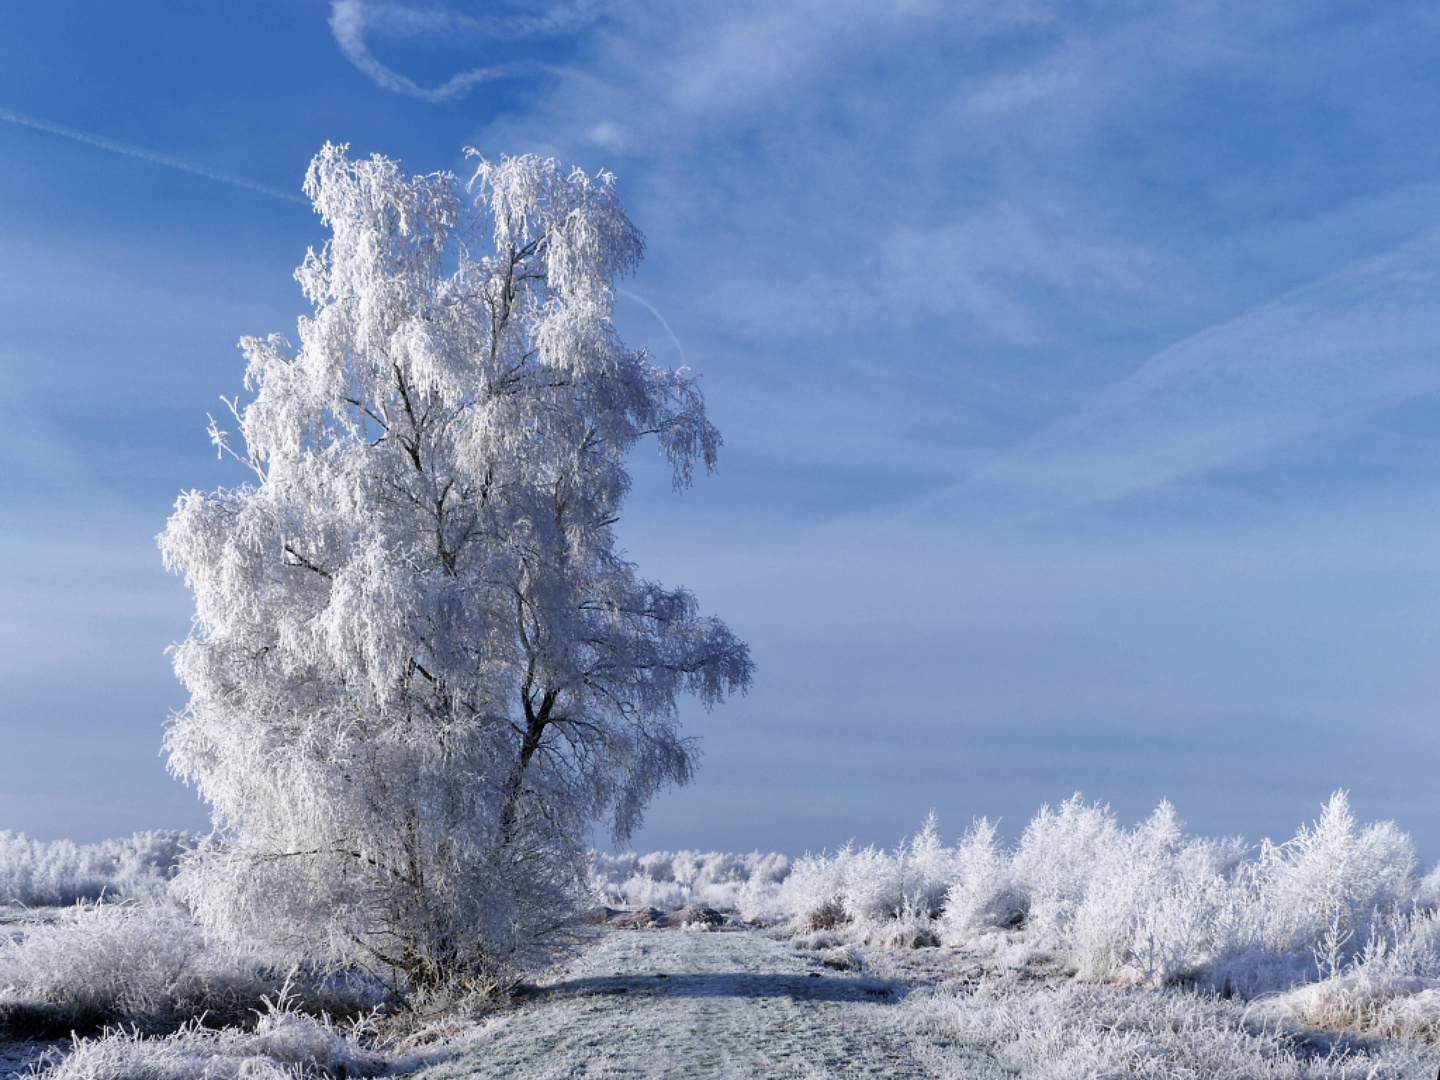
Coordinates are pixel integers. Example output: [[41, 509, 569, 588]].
[[416, 928, 1005, 1079]]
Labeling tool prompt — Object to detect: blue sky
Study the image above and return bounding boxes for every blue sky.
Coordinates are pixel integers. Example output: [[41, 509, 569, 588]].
[[3, 0, 1440, 861]]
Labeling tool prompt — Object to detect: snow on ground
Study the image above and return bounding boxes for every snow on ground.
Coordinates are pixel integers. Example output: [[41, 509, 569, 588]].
[[5, 918, 1440, 1077], [413, 924, 1439, 1080], [416, 924, 1001, 1079]]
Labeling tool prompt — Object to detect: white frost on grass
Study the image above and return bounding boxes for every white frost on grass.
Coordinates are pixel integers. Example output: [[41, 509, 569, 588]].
[[29, 995, 400, 1080], [1258, 971, 1440, 1043], [589, 850, 792, 919], [0, 833, 193, 907], [0, 902, 368, 1036], [7, 918, 1440, 1078], [594, 791, 1440, 1044], [7, 789, 1440, 1076], [904, 970, 1439, 1079]]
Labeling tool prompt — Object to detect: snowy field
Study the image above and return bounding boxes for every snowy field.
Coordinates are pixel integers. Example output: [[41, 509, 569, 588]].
[[3, 793, 1440, 1077]]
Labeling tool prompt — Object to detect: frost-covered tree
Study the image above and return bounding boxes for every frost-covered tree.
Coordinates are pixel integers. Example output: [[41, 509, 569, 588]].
[[159, 144, 753, 990]]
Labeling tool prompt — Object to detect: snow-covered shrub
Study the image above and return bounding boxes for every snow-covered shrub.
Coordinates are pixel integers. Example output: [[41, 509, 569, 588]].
[[692, 851, 782, 912], [0, 903, 380, 1037], [778, 814, 959, 936], [773, 793, 1437, 1005], [1416, 865, 1440, 912], [588, 852, 639, 907], [1372, 909, 1440, 981], [609, 794, 1440, 1022], [106, 833, 199, 902], [1245, 908, 1440, 1040], [938, 817, 1026, 943], [1262, 791, 1416, 978], [1258, 971, 1440, 1042], [636, 852, 674, 884], [588, 850, 792, 916], [778, 849, 851, 931], [0, 832, 195, 907], [617, 874, 691, 911], [1009, 795, 1122, 938], [892, 812, 958, 918], [779, 843, 899, 929], [1065, 802, 1245, 985], [859, 901, 941, 948], [736, 852, 792, 924], [834, 844, 904, 924]]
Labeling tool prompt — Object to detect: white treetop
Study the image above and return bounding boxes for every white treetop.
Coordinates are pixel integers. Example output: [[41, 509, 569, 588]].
[[159, 144, 752, 988]]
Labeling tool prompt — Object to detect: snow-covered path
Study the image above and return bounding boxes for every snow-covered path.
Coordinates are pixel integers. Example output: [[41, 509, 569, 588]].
[[416, 928, 1003, 1079]]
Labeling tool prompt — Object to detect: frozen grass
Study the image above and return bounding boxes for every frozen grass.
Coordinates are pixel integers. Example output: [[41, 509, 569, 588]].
[[594, 791, 1440, 1046], [5, 791, 1439, 1076], [28, 989, 402, 1080], [0, 902, 390, 1040], [904, 968, 1437, 1079], [0, 833, 194, 907]]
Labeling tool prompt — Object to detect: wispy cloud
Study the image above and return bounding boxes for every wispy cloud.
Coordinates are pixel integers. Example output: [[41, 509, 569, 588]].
[[463, 0, 1440, 510], [0, 107, 307, 204], [328, 0, 598, 102], [925, 227, 1440, 518]]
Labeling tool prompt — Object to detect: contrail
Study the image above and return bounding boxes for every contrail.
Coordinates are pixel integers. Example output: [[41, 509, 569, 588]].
[[328, 0, 588, 103], [619, 289, 688, 368], [0, 106, 308, 205], [329, 0, 532, 103], [902, 225, 1440, 525]]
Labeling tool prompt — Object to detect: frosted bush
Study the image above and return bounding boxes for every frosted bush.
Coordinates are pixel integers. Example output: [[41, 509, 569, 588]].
[[1376, 909, 1440, 981], [742, 852, 791, 887], [834, 844, 903, 924], [1242, 909, 1440, 1040], [736, 854, 792, 924], [1010, 795, 1122, 938], [588, 853, 639, 907], [0, 903, 379, 1037], [763, 793, 1440, 1010], [938, 817, 1026, 943], [588, 850, 792, 917], [779, 851, 849, 931], [1263, 791, 1417, 978], [1415, 867, 1440, 914], [637, 853, 674, 884], [891, 812, 958, 918], [616, 875, 690, 911], [1066, 802, 1245, 985], [846, 813, 960, 923], [858, 902, 941, 948], [0, 833, 194, 908], [776, 814, 959, 937]]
